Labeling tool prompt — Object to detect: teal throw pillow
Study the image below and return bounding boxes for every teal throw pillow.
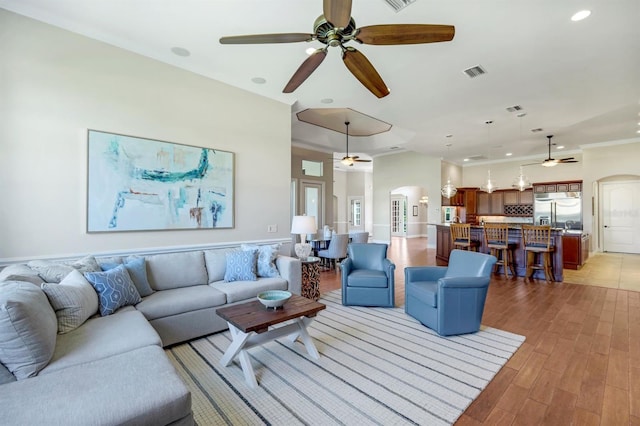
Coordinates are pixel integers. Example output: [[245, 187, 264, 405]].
[[100, 257, 154, 297], [224, 250, 258, 282], [84, 265, 142, 316]]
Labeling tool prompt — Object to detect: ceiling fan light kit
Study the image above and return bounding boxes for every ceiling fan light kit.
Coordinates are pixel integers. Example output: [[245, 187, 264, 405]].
[[335, 121, 372, 167], [219, 0, 455, 98]]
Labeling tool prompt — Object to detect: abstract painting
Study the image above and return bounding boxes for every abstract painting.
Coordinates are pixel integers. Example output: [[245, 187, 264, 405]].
[[87, 130, 234, 232]]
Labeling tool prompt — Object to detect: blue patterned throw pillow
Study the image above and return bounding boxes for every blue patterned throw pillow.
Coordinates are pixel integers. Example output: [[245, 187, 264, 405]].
[[100, 257, 154, 297], [84, 265, 142, 316], [224, 250, 258, 282], [241, 244, 281, 278]]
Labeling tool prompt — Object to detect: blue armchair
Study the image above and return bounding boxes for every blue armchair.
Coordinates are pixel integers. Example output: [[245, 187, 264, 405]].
[[340, 243, 395, 307], [404, 249, 497, 336]]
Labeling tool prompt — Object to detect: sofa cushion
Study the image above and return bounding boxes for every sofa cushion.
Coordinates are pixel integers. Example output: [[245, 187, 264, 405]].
[[27, 255, 102, 283], [84, 265, 142, 316], [204, 248, 236, 283], [0, 281, 57, 380], [100, 257, 154, 297], [0, 345, 193, 426], [40, 309, 161, 375], [41, 270, 99, 334], [146, 251, 208, 290], [27, 260, 74, 283], [224, 250, 258, 282], [0, 264, 44, 285], [135, 285, 227, 321], [241, 243, 281, 278], [211, 277, 288, 303]]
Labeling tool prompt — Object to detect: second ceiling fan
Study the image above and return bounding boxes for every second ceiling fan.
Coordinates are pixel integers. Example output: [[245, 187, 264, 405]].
[[524, 135, 579, 167], [219, 0, 455, 98], [335, 121, 371, 166]]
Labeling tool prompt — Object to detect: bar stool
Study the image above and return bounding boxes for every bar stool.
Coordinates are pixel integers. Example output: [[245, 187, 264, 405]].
[[450, 223, 480, 251], [521, 225, 555, 282], [483, 224, 517, 278]]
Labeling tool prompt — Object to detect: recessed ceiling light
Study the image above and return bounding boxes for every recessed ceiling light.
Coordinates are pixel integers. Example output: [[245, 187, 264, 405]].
[[171, 47, 191, 57], [463, 158, 469, 162], [251, 77, 266, 84], [556, 145, 565, 150], [305, 47, 316, 55], [320, 98, 333, 104], [637, 130, 640, 134], [571, 10, 591, 21], [505, 153, 513, 156]]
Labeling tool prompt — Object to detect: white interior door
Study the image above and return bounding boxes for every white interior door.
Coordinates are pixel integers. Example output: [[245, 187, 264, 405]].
[[602, 181, 640, 253], [300, 180, 324, 236], [391, 195, 406, 237], [348, 196, 364, 233]]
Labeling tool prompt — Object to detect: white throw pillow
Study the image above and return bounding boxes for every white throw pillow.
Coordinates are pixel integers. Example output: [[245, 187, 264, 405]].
[[41, 270, 99, 334]]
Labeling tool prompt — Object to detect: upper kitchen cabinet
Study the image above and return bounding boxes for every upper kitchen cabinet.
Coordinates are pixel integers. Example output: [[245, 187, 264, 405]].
[[441, 191, 465, 207], [534, 181, 582, 193], [477, 191, 503, 215], [503, 189, 533, 205]]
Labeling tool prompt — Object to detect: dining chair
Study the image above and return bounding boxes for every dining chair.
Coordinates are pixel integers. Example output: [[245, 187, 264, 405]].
[[317, 233, 349, 270]]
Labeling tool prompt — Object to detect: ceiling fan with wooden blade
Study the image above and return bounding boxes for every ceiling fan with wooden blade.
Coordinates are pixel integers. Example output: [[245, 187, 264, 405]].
[[334, 121, 372, 166], [522, 135, 579, 167], [219, 0, 455, 98]]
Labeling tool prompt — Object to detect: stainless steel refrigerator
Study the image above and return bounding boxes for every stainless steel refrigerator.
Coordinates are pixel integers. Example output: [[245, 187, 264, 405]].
[[534, 192, 582, 229]]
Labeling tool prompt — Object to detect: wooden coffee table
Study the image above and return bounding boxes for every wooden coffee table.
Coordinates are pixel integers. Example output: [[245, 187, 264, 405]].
[[216, 294, 326, 388]]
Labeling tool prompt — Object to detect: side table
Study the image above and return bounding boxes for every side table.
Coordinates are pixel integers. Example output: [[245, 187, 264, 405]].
[[300, 256, 321, 301]]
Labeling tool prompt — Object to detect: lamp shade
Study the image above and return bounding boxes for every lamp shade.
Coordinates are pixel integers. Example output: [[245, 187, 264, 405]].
[[291, 215, 317, 235]]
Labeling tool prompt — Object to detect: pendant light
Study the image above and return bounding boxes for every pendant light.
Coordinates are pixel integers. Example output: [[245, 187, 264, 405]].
[[441, 143, 457, 199], [480, 121, 497, 193], [512, 114, 531, 191]]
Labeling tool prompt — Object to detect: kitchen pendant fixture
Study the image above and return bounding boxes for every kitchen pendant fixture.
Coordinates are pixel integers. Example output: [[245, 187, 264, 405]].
[[441, 143, 458, 199], [512, 114, 531, 191], [512, 166, 531, 191], [480, 121, 497, 193]]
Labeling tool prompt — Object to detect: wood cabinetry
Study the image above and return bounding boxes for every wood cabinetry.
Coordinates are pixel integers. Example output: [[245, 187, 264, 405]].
[[441, 191, 465, 206], [534, 181, 582, 193], [477, 192, 503, 215], [503, 189, 533, 205], [562, 233, 590, 270], [435, 225, 452, 264]]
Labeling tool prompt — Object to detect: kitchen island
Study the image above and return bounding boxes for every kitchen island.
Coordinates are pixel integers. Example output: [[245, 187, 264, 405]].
[[434, 223, 565, 281]]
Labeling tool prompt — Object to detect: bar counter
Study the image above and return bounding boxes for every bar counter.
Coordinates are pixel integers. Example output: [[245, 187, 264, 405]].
[[433, 223, 564, 281]]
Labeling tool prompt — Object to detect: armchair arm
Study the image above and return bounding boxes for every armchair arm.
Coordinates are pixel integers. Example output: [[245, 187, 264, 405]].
[[382, 259, 396, 278], [340, 258, 353, 288], [438, 276, 490, 289], [404, 266, 447, 283]]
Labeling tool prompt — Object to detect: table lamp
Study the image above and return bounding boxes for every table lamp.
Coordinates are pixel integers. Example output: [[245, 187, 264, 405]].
[[291, 215, 317, 259]]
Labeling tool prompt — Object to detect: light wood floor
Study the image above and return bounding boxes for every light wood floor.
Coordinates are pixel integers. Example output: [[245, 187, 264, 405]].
[[319, 237, 640, 425]]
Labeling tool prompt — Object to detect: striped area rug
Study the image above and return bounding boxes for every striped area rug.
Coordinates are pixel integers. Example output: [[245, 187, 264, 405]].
[[167, 290, 525, 425]]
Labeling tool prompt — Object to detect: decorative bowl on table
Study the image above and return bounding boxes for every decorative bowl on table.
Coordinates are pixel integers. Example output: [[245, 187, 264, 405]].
[[257, 290, 292, 309]]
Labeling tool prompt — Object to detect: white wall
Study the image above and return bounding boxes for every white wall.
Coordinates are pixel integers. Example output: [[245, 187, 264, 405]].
[[333, 170, 347, 233], [582, 140, 640, 251], [0, 11, 292, 262], [372, 152, 441, 246]]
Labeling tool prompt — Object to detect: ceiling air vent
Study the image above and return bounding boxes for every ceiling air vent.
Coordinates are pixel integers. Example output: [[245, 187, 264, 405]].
[[531, 128, 544, 133], [383, 0, 417, 12], [463, 65, 487, 78], [506, 105, 524, 112]]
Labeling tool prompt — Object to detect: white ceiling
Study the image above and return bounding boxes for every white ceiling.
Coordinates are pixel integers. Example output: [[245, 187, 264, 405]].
[[2, 0, 640, 171]]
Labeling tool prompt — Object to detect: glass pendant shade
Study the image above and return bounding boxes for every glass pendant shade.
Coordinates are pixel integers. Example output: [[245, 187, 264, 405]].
[[441, 178, 457, 198], [512, 167, 531, 191], [480, 170, 497, 193]]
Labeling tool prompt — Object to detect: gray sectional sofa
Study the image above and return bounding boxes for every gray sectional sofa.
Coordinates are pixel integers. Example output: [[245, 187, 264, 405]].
[[0, 244, 301, 425]]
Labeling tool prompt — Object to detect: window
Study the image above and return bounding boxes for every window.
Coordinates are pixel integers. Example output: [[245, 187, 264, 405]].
[[302, 160, 323, 177]]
